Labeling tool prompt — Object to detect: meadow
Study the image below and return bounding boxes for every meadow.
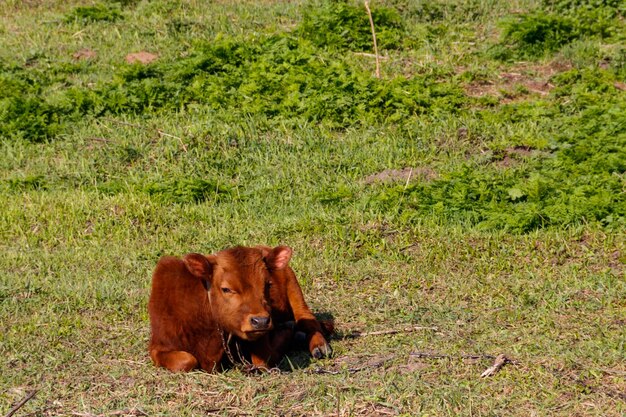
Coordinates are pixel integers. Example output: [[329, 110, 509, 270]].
[[1, 0, 625, 415]]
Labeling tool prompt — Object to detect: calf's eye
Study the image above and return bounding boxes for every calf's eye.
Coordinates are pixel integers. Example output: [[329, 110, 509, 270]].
[[221, 287, 233, 294]]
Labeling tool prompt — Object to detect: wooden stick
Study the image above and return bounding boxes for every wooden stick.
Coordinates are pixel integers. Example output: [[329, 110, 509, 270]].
[[347, 325, 437, 338], [4, 390, 38, 417], [480, 354, 510, 377], [598, 368, 626, 376], [364, 1, 380, 78], [107, 409, 149, 416], [157, 130, 187, 153], [404, 167, 413, 189], [310, 355, 394, 375], [102, 118, 188, 153], [410, 352, 496, 360]]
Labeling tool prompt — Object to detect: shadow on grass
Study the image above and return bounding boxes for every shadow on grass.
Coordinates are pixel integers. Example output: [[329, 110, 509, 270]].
[[276, 311, 335, 372]]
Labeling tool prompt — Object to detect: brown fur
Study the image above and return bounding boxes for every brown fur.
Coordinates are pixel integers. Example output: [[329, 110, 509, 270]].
[[148, 245, 331, 372]]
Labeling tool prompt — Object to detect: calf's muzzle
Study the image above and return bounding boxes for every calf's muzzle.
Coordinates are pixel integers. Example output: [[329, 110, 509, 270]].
[[250, 315, 271, 331]]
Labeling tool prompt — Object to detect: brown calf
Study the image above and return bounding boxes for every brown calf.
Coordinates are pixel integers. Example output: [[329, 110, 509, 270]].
[[148, 245, 331, 372]]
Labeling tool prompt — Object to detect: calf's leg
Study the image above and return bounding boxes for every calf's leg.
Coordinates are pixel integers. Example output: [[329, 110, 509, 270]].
[[150, 349, 199, 372], [249, 327, 295, 368], [284, 272, 332, 358], [295, 318, 332, 359]]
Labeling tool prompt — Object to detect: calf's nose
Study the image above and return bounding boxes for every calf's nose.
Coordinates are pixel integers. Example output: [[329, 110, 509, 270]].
[[250, 316, 271, 330]]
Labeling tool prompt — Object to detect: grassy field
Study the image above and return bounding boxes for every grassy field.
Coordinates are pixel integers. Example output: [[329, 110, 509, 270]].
[[1, 0, 625, 415]]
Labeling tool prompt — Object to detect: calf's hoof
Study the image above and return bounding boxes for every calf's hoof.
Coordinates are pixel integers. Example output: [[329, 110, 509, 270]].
[[311, 342, 332, 359]]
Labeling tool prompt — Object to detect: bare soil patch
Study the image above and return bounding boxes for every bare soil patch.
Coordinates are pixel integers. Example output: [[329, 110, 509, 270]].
[[363, 167, 437, 185], [125, 51, 159, 64], [492, 145, 546, 168], [73, 48, 97, 61], [463, 61, 573, 102]]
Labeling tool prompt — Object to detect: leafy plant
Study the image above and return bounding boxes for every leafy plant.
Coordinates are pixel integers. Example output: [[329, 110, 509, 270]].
[[496, 13, 580, 59], [542, 0, 625, 17], [0, 95, 62, 142], [4, 175, 47, 191], [297, 0, 405, 51], [143, 178, 233, 204], [389, 0, 493, 23], [64, 4, 123, 23], [495, 0, 625, 60]]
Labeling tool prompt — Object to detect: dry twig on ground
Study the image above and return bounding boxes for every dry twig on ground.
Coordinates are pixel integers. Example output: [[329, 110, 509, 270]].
[[309, 355, 395, 375], [410, 352, 496, 360], [364, 1, 380, 78], [5, 390, 38, 417], [344, 325, 438, 339], [480, 354, 511, 378]]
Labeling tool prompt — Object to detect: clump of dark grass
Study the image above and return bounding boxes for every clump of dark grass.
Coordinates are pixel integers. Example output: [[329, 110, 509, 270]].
[[297, 0, 405, 51], [0, 94, 63, 142], [4, 175, 47, 191], [493, 0, 625, 60], [64, 4, 123, 23], [543, 0, 625, 35], [389, 0, 495, 23], [494, 13, 580, 60], [142, 178, 234, 204], [0, 67, 64, 142], [95, 178, 234, 204]]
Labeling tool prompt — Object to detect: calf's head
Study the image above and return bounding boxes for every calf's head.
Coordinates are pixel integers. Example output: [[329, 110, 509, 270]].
[[183, 245, 292, 341]]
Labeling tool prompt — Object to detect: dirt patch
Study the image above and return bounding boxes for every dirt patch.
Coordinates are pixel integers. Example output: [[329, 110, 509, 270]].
[[495, 154, 517, 168], [465, 74, 554, 102], [492, 146, 545, 168], [73, 48, 97, 61], [463, 61, 572, 103], [363, 167, 437, 185], [313, 354, 396, 374], [398, 355, 432, 374], [125, 51, 159, 64], [506, 145, 534, 157], [614, 82, 626, 91]]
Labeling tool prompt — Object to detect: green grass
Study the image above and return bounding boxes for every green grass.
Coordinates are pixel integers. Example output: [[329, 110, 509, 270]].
[[1, 0, 625, 416]]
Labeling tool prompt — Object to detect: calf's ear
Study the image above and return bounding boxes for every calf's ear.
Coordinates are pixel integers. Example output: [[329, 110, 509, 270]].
[[183, 253, 215, 279], [265, 245, 292, 270]]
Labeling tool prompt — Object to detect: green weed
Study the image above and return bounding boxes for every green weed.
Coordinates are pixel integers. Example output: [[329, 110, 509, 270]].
[[0, 66, 64, 142], [64, 4, 123, 23], [4, 175, 47, 191], [390, 0, 499, 23], [495, 0, 625, 59], [0, 94, 63, 142], [142, 178, 234, 204], [297, 0, 405, 51], [496, 13, 580, 59]]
